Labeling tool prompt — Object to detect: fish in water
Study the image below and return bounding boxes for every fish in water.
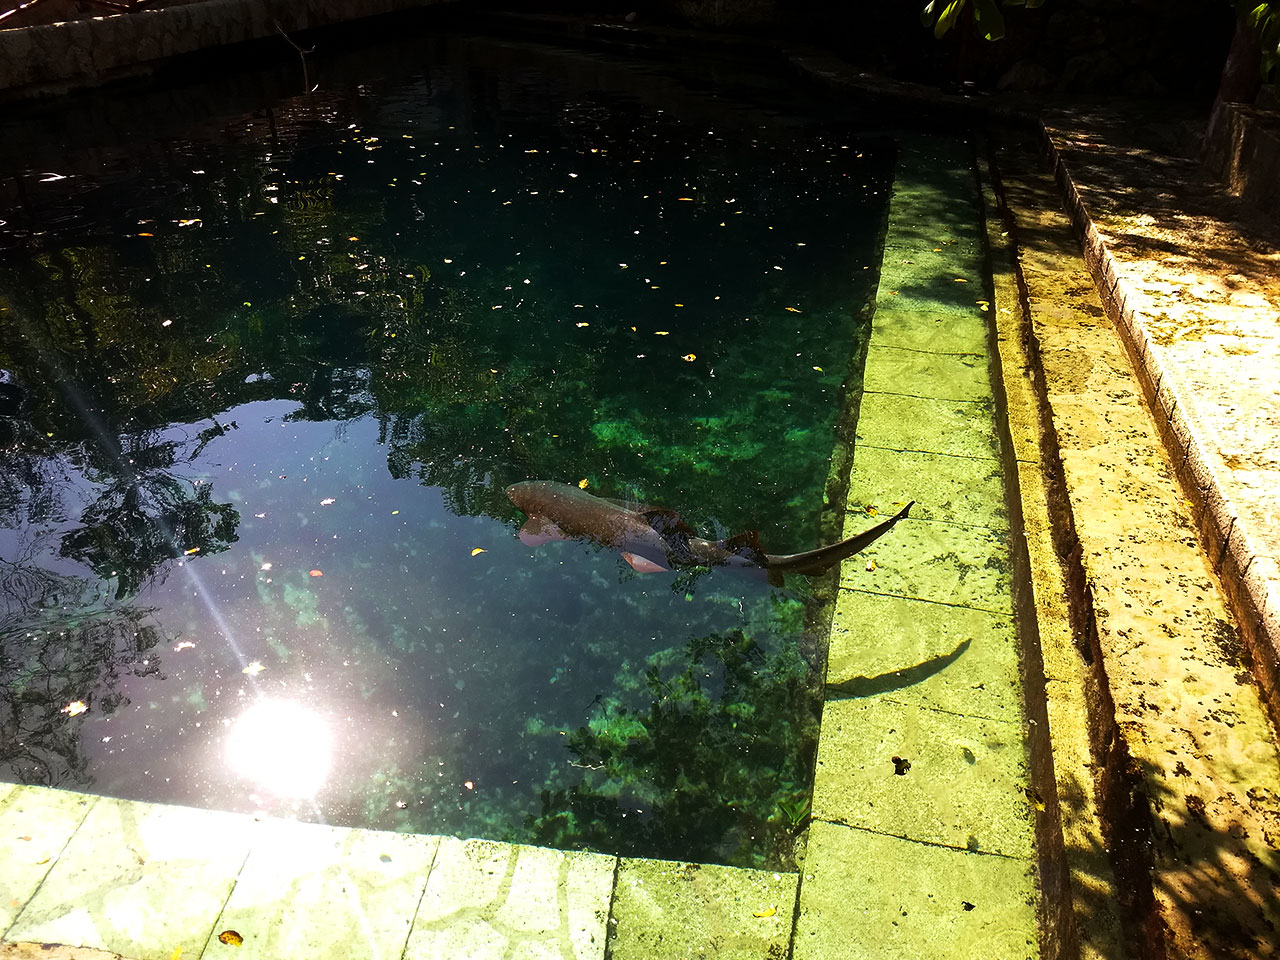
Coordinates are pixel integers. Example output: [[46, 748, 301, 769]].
[[505, 480, 912, 586]]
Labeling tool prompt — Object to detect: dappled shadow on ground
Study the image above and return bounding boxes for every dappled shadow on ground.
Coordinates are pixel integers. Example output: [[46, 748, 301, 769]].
[[1043, 105, 1280, 286], [1062, 753, 1280, 960]]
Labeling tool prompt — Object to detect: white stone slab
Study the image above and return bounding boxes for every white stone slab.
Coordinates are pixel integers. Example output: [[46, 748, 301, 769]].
[[204, 818, 438, 960], [405, 838, 614, 960], [5, 797, 253, 960], [0, 786, 98, 931]]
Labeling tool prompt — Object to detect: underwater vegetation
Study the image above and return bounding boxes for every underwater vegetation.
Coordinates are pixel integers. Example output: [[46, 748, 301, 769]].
[[527, 627, 821, 870]]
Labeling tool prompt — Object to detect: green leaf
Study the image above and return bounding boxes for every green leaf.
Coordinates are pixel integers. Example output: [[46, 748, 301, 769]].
[[934, 0, 966, 38]]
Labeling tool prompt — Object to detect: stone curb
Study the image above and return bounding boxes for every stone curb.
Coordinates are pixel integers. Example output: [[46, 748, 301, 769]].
[[0, 0, 448, 96], [1042, 126, 1280, 723]]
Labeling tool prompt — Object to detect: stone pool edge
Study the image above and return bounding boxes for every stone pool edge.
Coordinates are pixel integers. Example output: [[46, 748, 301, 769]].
[[0, 782, 803, 960], [0, 0, 456, 97], [1040, 123, 1280, 725]]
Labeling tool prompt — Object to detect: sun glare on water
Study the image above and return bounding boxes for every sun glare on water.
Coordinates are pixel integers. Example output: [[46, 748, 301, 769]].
[[225, 699, 333, 798]]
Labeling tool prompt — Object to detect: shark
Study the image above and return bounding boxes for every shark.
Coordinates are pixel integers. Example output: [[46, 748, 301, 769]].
[[506, 480, 912, 586]]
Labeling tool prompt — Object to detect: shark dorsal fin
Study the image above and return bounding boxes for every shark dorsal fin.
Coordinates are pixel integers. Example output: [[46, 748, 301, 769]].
[[718, 530, 766, 563], [639, 507, 696, 537]]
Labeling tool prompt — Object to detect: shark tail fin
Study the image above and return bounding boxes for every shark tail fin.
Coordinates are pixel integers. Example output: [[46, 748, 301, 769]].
[[763, 498, 914, 578]]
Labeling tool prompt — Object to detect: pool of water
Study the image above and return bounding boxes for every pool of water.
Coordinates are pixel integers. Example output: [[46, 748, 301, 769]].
[[0, 33, 896, 868]]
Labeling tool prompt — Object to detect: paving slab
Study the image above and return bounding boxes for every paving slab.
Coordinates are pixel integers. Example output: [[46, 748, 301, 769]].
[[865, 301, 989, 355], [812, 696, 1033, 859], [608, 858, 796, 960], [826, 590, 1021, 722], [5, 797, 253, 960], [0, 787, 98, 934], [845, 445, 1008, 530], [405, 837, 614, 960], [856, 392, 1001, 462], [862, 343, 994, 403], [839, 518, 1014, 617], [205, 818, 438, 960], [793, 820, 1038, 960]]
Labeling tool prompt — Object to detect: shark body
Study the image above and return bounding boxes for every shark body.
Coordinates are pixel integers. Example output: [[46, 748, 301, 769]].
[[505, 480, 912, 585]]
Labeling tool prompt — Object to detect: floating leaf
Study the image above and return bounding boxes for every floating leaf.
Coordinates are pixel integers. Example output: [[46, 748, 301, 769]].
[[865, 559, 877, 572], [681, 354, 696, 362], [309, 569, 324, 577], [954, 277, 968, 283], [137, 232, 154, 237], [578, 479, 590, 489], [753, 906, 777, 918], [62, 701, 88, 717], [320, 498, 336, 506], [217, 931, 243, 947], [184, 547, 200, 555], [471, 548, 487, 557], [242, 661, 266, 677], [173, 641, 196, 652], [785, 306, 802, 313]]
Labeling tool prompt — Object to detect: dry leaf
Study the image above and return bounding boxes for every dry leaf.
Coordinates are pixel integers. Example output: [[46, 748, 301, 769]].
[[217, 930, 244, 946], [753, 906, 777, 918], [309, 569, 324, 577], [62, 701, 88, 717], [470, 548, 486, 557]]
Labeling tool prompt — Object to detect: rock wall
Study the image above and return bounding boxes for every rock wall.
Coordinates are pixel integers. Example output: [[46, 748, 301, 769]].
[[0, 0, 450, 95]]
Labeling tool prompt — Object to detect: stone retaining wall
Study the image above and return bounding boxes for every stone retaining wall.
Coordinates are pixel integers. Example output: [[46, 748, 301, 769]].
[[0, 0, 450, 96]]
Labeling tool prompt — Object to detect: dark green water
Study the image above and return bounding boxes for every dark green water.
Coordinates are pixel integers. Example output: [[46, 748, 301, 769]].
[[0, 34, 893, 868]]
